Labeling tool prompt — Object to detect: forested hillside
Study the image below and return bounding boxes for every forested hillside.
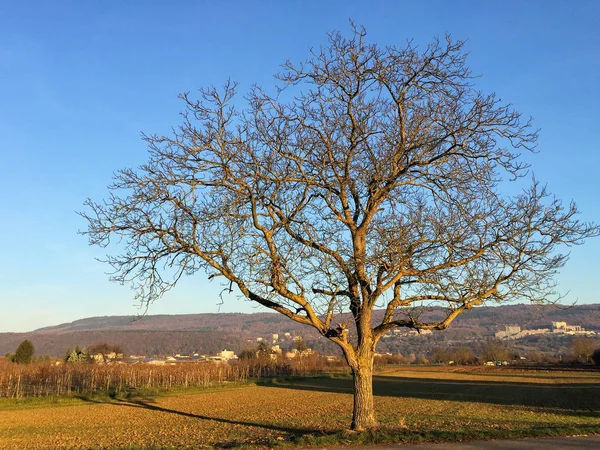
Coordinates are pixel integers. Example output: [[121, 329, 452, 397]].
[[2, 304, 598, 358]]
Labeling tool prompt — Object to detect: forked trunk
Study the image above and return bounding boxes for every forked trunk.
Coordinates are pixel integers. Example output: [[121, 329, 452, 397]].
[[350, 359, 376, 430]]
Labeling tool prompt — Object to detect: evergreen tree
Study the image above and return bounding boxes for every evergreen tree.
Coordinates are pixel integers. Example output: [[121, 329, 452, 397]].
[[14, 339, 34, 364]]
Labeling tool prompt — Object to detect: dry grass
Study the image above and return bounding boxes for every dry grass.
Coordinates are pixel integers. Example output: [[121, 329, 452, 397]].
[[378, 365, 600, 384], [0, 366, 599, 449]]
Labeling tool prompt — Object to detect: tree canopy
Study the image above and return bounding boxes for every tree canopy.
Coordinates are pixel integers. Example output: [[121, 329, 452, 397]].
[[14, 339, 35, 364], [82, 25, 597, 429]]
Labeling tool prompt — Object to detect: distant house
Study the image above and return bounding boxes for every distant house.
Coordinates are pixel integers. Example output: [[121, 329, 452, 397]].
[[218, 349, 237, 360], [285, 348, 312, 359], [552, 321, 584, 333], [519, 328, 550, 337], [495, 321, 593, 340], [92, 351, 124, 363], [495, 325, 521, 339], [147, 360, 166, 366]]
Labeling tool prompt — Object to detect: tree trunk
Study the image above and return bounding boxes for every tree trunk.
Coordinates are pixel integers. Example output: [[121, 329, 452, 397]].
[[350, 359, 376, 430]]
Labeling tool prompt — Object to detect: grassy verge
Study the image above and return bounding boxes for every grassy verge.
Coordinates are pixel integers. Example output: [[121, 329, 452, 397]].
[[0, 381, 253, 411], [293, 425, 600, 448]]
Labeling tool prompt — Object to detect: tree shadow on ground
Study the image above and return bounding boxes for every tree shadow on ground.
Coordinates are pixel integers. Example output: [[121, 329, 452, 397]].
[[76, 379, 600, 448], [80, 395, 322, 443], [258, 375, 600, 418]]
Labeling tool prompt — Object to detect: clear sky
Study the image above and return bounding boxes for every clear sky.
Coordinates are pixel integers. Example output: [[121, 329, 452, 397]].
[[1, 1, 599, 332]]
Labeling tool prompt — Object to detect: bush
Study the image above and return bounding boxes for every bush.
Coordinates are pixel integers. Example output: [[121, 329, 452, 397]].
[[374, 354, 410, 366], [238, 349, 257, 360]]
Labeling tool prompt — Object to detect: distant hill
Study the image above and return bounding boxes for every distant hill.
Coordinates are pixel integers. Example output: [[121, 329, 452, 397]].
[[34, 312, 295, 334], [1, 304, 598, 358]]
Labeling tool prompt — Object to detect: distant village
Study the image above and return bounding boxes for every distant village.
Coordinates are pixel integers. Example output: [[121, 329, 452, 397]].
[[495, 321, 597, 340], [380, 328, 433, 339], [124, 332, 315, 365], [52, 319, 597, 366]]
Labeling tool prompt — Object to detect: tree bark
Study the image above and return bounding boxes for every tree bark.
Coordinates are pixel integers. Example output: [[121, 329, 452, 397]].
[[350, 357, 376, 430]]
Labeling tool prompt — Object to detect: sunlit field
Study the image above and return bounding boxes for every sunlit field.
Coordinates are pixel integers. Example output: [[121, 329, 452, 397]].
[[1, 366, 599, 449]]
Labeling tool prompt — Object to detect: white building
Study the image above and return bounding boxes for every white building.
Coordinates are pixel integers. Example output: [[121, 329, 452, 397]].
[[218, 349, 238, 360], [552, 321, 584, 333], [495, 325, 521, 339]]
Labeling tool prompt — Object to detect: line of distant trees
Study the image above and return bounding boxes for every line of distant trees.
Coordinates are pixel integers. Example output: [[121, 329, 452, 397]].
[[4, 340, 124, 365], [4, 337, 600, 367], [421, 337, 600, 366], [64, 343, 125, 363]]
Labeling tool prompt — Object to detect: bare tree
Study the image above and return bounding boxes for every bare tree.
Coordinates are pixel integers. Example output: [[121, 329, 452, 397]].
[[88, 343, 125, 363], [484, 341, 510, 362], [570, 337, 597, 363], [81, 26, 597, 430]]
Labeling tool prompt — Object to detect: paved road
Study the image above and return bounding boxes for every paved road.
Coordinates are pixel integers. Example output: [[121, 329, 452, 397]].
[[319, 435, 600, 449]]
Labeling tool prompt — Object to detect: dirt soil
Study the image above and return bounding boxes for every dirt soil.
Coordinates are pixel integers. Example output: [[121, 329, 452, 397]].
[[1, 385, 348, 449], [2, 370, 600, 449]]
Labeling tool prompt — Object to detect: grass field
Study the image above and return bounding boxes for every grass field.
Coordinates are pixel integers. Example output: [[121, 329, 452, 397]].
[[1, 366, 599, 449]]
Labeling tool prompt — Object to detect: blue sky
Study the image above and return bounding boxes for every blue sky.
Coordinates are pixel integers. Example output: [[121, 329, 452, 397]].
[[1, 1, 599, 332]]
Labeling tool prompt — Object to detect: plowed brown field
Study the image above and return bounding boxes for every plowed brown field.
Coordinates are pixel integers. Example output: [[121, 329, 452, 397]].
[[2, 369, 600, 449], [1, 385, 349, 449]]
